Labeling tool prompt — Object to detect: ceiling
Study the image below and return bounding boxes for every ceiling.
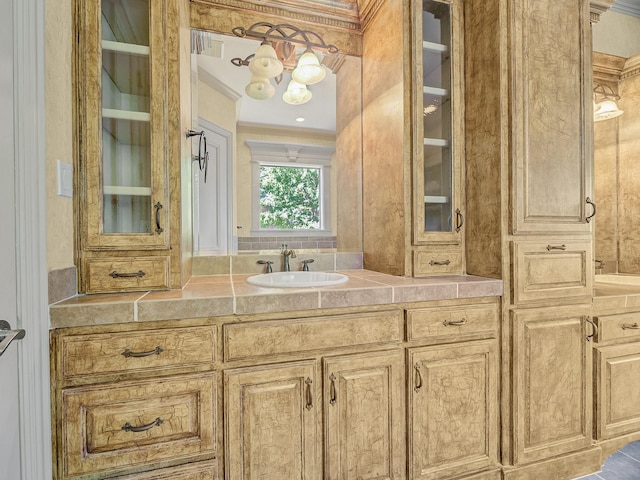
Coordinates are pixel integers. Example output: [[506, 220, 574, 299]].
[[612, 0, 640, 17], [195, 33, 338, 133]]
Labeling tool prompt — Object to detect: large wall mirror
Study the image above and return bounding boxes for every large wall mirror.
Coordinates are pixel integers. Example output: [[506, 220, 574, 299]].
[[190, 26, 362, 256], [592, 4, 640, 275]]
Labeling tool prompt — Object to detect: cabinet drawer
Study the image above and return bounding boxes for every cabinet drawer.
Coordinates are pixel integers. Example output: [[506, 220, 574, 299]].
[[407, 303, 498, 342], [595, 342, 640, 439], [414, 250, 463, 276], [85, 256, 170, 293], [60, 326, 216, 380], [224, 311, 403, 361], [594, 313, 640, 343], [512, 241, 592, 304], [61, 373, 216, 478], [110, 460, 217, 479]]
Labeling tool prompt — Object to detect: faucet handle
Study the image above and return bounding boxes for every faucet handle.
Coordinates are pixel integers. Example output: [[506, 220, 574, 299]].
[[302, 259, 315, 271], [257, 260, 273, 273]]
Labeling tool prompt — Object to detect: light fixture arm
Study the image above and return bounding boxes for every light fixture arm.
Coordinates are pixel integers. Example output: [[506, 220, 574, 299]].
[[231, 22, 339, 55]]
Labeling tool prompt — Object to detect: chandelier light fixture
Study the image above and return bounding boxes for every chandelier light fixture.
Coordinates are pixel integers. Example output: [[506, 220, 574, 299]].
[[230, 22, 338, 105], [593, 83, 624, 122]]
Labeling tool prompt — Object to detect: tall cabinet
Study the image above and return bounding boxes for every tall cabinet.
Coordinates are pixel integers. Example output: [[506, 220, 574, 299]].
[[362, 0, 465, 277], [464, 0, 598, 478], [74, 0, 190, 294]]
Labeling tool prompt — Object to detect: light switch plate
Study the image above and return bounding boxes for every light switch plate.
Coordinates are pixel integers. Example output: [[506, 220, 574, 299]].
[[57, 160, 73, 198]]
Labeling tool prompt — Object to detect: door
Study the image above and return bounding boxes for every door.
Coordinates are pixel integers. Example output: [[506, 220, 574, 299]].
[[511, 306, 592, 465], [408, 340, 499, 480], [511, 0, 592, 234], [192, 118, 232, 254], [323, 350, 405, 480], [2, 1, 51, 477], [224, 360, 320, 479], [0, 1, 21, 477]]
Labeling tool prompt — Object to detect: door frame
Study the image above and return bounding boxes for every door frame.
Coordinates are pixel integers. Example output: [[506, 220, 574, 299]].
[[13, 0, 52, 478]]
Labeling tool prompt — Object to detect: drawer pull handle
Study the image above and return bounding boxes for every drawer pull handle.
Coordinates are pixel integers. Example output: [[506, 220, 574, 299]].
[[622, 322, 640, 330], [586, 197, 596, 223], [329, 373, 337, 406], [122, 346, 164, 358], [414, 364, 422, 393], [305, 377, 313, 410], [586, 317, 598, 342], [154, 202, 164, 234], [443, 317, 467, 327], [546, 244, 566, 251], [429, 259, 451, 266], [109, 270, 146, 279], [122, 417, 163, 433]]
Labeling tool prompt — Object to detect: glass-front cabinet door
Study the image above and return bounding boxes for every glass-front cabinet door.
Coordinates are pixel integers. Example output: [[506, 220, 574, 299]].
[[413, 0, 463, 244], [79, 0, 168, 249]]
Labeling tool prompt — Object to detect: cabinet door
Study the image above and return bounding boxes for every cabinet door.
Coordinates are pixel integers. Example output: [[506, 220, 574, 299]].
[[323, 350, 405, 480], [511, 0, 592, 234], [408, 340, 498, 480], [511, 306, 592, 465], [224, 361, 320, 479], [413, 0, 464, 245], [78, 0, 169, 249], [594, 341, 640, 440]]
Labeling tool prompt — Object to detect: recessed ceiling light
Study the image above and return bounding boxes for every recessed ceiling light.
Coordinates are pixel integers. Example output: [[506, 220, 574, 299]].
[[296, 117, 305, 122]]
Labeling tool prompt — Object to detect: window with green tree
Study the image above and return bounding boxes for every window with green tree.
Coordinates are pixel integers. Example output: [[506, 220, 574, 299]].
[[247, 140, 334, 235], [260, 165, 320, 230]]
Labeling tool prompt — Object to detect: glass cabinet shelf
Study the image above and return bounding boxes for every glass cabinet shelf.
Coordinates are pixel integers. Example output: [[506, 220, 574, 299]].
[[104, 186, 152, 196], [424, 86, 449, 96], [424, 138, 449, 147], [102, 40, 150, 56], [424, 195, 449, 204], [423, 41, 448, 53]]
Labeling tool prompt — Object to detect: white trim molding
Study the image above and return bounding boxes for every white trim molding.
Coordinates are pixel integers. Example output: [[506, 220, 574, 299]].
[[14, 0, 52, 478]]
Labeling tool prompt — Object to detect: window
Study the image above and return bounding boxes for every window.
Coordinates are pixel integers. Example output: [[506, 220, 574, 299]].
[[259, 164, 320, 230], [246, 140, 334, 235]]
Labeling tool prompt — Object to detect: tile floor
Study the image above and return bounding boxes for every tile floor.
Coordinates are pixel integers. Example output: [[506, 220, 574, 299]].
[[575, 441, 640, 480]]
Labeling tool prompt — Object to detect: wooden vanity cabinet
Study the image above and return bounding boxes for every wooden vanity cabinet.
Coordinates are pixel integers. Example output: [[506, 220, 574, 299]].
[[224, 361, 321, 479], [510, 306, 593, 466], [361, 0, 466, 277], [51, 324, 219, 480], [74, 0, 186, 294], [593, 312, 640, 442], [406, 302, 500, 480], [408, 341, 499, 480]]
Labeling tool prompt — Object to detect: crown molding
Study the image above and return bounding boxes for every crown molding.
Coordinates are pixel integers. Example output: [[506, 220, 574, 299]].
[[593, 51, 626, 83], [611, 0, 640, 18], [590, 0, 616, 22]]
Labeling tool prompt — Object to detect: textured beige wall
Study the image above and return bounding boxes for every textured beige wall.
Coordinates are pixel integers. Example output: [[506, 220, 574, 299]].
[[45, 0, 75, 273]]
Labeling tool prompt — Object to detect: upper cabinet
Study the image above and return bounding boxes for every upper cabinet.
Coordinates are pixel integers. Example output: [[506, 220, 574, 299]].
[[75, 0, 187, 293], [413, 0, 464, 245], [510, 0, 593, 235], [362, 0, 465, 277]]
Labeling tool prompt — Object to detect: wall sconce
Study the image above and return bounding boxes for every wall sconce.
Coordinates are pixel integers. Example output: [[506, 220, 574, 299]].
[[593, 83, 623, 122], [230, 22, 338, 105]]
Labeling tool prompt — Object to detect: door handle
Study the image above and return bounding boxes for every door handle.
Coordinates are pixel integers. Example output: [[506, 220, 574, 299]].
[[0, 320, 25, 357]]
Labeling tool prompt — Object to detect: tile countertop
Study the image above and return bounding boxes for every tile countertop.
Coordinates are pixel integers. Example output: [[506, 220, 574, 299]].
[[594, 282, 640, 312], [49, 270, 504, 329]]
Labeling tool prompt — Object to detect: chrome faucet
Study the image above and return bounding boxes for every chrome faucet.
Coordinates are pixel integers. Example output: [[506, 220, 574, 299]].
[[281, 244, 296, 272]]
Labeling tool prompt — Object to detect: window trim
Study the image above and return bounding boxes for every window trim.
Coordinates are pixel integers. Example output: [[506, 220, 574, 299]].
[[246, 140, 335, 236]]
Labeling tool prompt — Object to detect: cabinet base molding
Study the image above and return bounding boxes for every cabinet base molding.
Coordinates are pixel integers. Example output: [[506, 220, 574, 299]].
[[458, 468, 502, 480], [502, 447, 602, 480], [597, 431, 640, 461]]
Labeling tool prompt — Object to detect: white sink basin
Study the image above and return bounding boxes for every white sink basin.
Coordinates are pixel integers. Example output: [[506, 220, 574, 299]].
[[247, 271, 349, 288]]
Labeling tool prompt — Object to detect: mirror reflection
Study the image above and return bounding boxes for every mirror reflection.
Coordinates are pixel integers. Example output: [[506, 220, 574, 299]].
[[592, 8, 640, 275], [191, 28, 358, 256]]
